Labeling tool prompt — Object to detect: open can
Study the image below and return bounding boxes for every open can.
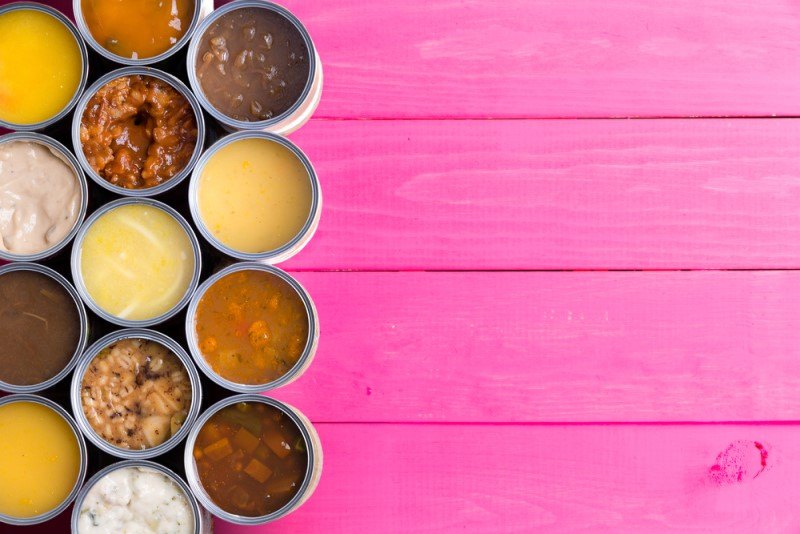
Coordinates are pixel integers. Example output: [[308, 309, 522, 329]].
[[71, 459, 209, 533], [0, 262, 89, 393], [0, 132, 89, 262], [70, 197, 202, 327], [73, 0, 214, 66], [71, 66, 206, 197], [185, 261, 319, 393], [70, 329, 204, 460], [186, 0, 323, 136], [0, 394, 88, 526], [0, 2, 89, 131], [184, 394, 323, 526], [188, 131, 322, 264]]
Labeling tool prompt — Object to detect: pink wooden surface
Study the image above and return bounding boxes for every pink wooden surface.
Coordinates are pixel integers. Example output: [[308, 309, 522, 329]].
[[3, 0, 800, 532], [284, 118, 800, 271]]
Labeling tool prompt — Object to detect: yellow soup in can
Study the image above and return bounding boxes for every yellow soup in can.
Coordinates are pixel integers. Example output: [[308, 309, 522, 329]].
[[79, 203, 196, 321], [197, 137, 313, 254], [0, 8, 83, 126], [0, 401, 81, 519]]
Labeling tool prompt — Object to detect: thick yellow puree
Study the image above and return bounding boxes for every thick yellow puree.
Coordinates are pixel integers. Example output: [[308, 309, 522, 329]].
[[0, 401, 81, 518], [80, 204, 196, 321], [0, 9, 82, 125], [198, 138, 313, 254]]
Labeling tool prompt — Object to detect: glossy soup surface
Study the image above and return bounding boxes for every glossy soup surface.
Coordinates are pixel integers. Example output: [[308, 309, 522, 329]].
[[0, 9, 83, 125], [0, 270, 81, 386], [0, 401, 81, 518], [198, 137, 312, 254], [193, 402, 307, 517], [195, 269, 309, 386], [80, 204, 195, 321], [81, 0, 194, 59]]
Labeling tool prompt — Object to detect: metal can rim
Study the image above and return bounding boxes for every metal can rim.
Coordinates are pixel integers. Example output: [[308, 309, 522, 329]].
[[70, 66, 207, 198], [183, 394, 318, 525], [0, 394, 88, 526], [0, 2, 89, 131], [184, 261, 319, 393], [0, 132, 90, 262], [70, 328, 204, 460], [70, 459, 204, 534], [185, 0, 318, 132], [187, 130, 322, 263], [70, 196, 203, 327], [0, 262, 89, 393], [72, 0, 206, 66]]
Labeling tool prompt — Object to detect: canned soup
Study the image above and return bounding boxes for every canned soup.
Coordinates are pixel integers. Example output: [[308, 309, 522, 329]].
[[194, 269, 309, 386], [81, 338, 193, 450], [0, 8, 83, 125], [79, 203, 196, 322], [0, 401, 81, 519], [198, 136, 312, 255], [193, 401, 307, 516], [0, 270, 81, 387], [81, 0, 194, 60]]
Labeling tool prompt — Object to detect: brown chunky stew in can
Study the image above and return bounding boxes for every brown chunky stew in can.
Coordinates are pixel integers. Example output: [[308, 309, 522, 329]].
[[195, 7, 310, 122], [80, 75, 198, 190], [192, 401, 308, 517]]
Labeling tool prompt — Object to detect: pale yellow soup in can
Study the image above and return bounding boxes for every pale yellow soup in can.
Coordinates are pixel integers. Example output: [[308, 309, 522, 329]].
[[79, 204, 195, 321], [197, 137, 312, 254]]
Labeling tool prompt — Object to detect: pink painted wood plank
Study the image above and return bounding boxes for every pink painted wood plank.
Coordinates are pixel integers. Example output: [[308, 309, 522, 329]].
[[216, 423, 800, 533], [284, 118, 800, 271], [19, 0, 800, 118], [274, 270, 800, 423], [269, 0, 800, 118]]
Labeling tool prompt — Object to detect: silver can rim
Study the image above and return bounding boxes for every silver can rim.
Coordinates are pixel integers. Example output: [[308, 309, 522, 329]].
[[0, 132, 90, 262], [70, 328, 204, 460], [0, 394, 88, 526], [186, 0, 317, 131], [72, 0, 205, 65], [188, 130, 321, 263], [70, 197, 203, 327], [0, 2, 89, 131], [70, 459, 203, 534], [0, 262, 89, 393], [184, 261, 319, 393], [183, 394, 317, 525], [71, 66, 207, 197]]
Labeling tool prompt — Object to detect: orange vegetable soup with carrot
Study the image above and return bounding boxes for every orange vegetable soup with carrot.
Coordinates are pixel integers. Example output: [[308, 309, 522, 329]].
[[193, 402, 307, 516], [194, 270, 308, 385]]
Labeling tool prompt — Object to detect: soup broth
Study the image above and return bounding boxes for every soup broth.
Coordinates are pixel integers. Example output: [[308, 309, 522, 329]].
[[0, 270, 81, 386], [79, 204, 196, 321], [193, 402, 307, 517], [0, 401, 81, 519], [81, 0, 194, 59], [194, 269, 309, 386]]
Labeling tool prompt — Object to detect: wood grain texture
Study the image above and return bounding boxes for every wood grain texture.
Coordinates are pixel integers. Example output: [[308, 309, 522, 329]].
[[215, 423, 800, 533], [12, 0, 800, 118], [284, 118, 800, 271], [273, 270, 800, 423], [269, 0, 800, 118]]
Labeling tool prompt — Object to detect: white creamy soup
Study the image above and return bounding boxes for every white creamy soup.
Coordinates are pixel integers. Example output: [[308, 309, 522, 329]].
[[77, 466, 195, 534], [0, 140, 81, 255]]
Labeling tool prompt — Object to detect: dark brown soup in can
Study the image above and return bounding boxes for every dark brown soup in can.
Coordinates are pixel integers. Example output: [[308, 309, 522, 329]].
[[195, 7, 310, 122], [0, 270, 81, 387]]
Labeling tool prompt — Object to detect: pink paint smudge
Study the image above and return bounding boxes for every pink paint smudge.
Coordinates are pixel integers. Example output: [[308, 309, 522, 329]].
[[708, 440, 770, 485]]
